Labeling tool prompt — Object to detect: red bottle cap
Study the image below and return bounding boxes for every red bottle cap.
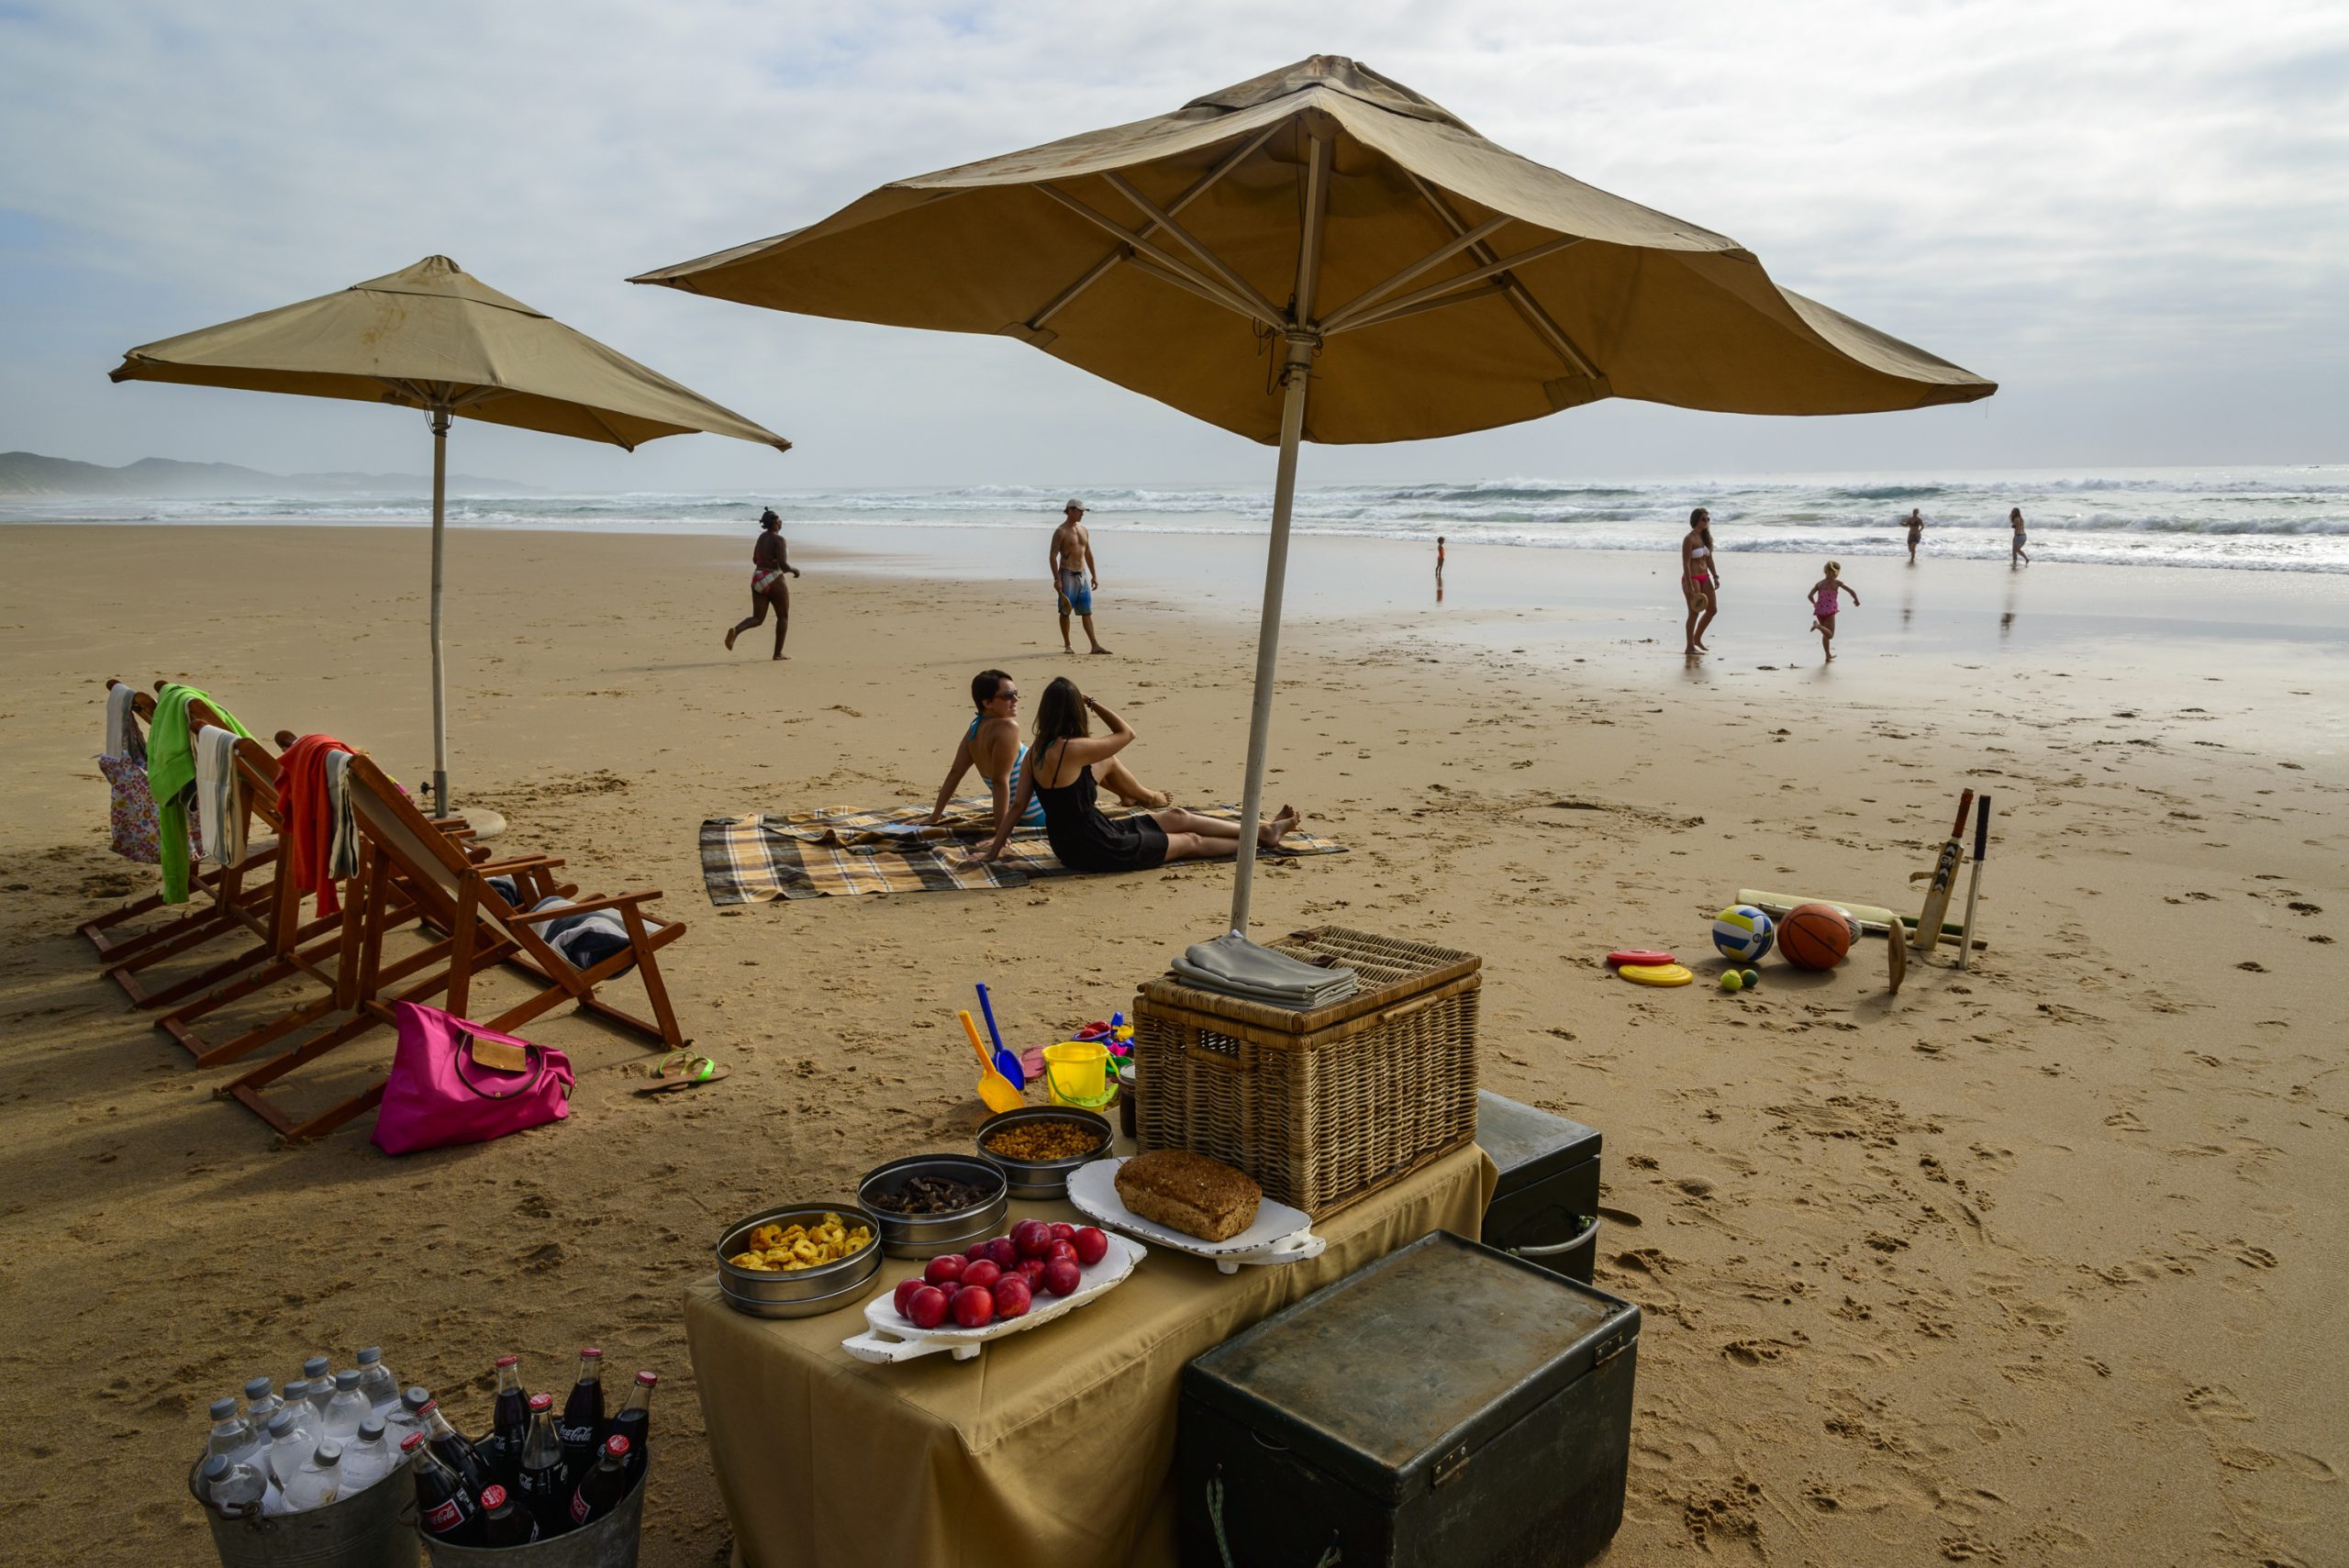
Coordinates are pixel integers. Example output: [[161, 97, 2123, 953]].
[[481, 1485, 507, 1509], [529, 1392, 553, 1411], [495, 1355, 519, 1369], [604, 1434, 630, 1459], [578, 1347, 603, 1359], [635, 1372, 658, 1387], [400, 1432, 426, 1452]]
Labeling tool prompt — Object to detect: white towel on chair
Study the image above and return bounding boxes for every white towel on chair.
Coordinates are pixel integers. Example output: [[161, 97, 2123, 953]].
[[194, 725, 248, 867], [323, 750, 361, 881], [105, 683, 140, 761]]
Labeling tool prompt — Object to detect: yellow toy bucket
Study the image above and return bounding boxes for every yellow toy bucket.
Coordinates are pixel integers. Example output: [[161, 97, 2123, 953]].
[[1041, 1040, 1114, 1107]]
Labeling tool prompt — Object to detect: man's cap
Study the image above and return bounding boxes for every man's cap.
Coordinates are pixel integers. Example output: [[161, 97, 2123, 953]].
[[1064, 498, 1085, 512]]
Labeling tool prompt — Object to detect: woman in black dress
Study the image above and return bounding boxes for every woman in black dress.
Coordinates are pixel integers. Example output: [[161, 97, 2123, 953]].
[[969, 678, 1300, 872]]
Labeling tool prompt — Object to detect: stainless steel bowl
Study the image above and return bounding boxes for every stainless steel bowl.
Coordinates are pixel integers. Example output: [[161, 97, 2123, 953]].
[[857, 1155, 1009, 1258], [715, 1203, 885, 1318], [974, 1106, 1114, 1199]]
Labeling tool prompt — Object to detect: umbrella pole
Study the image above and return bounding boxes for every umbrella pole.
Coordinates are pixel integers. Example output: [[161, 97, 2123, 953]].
[[429, 406, 451, 815], [1227, 126, 1330, 940], [1226, 344, 1314, 938]]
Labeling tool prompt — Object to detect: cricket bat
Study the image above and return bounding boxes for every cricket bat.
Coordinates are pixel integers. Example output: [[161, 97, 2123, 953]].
[[1911, 788, 1975, 954], [1956, 795, 1991, 972]]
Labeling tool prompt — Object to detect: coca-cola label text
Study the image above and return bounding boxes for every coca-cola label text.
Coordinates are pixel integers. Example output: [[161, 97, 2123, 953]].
[[422, 1497, 468, 1535], [570, 1487, 593, 1526]]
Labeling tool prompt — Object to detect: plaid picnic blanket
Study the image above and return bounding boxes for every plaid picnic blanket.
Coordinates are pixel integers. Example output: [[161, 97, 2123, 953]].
[[699, 797, 1345, 904]]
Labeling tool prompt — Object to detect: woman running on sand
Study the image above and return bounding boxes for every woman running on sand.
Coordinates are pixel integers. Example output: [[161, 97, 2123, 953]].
[[1808, 561, 1859, 661], [725, 508, 800, 659], [1680, 507, 1721, 654], [1905, 507, 1923, 563], [927, 669, 1169, 837], [2010, 506, 2030, 565], [969, 678, 1300, 872]]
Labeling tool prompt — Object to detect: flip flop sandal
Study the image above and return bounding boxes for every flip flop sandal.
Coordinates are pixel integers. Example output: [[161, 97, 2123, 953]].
[[636, 1052, 731, 1094]]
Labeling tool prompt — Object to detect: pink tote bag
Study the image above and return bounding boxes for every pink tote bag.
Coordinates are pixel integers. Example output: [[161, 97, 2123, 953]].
[[373, 1002, 574, 1155]]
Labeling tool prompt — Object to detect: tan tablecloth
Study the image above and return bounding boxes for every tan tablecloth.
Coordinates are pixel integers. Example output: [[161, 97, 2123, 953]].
[[690, 1144, 1497, 1568]]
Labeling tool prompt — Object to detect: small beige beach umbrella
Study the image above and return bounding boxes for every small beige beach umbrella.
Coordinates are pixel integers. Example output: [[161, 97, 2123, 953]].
[[634, 56, 1993, 932], [112, 254, 791, 815]]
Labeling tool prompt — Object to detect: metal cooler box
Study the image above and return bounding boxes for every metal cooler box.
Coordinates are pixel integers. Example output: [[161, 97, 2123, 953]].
[[1476, 1091, 1602, 1284], [1178, 1231, 1639, 1568]]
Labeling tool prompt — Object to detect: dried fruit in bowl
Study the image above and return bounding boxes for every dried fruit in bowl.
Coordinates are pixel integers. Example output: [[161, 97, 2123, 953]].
[[728, 1212, 874, 1272]]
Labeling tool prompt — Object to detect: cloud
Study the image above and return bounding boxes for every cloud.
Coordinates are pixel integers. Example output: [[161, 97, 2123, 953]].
[[1, 0, 2343, 487]]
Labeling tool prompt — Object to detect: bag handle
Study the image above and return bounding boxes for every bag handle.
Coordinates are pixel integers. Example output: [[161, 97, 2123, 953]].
[[451, 1032, 551, 1102]]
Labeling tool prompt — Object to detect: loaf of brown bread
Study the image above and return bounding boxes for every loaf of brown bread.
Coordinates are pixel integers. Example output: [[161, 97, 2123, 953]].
[[1115, 1150, 1262, 1242]]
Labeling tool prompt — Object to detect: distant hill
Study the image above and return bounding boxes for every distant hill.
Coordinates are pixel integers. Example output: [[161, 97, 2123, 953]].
[[0, 450, 539, 497]]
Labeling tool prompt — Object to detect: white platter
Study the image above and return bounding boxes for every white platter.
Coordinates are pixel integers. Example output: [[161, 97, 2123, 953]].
[[840, 1231, 1147, 1363], [1065, 1158, 1328, 1275]]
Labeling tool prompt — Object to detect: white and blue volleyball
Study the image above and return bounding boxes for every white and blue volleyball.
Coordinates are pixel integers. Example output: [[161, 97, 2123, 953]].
[[1712, 905, 1776, 962]]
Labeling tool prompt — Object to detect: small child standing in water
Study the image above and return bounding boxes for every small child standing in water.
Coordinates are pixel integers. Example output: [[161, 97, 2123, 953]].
[[1808, 561, 1859, 661]]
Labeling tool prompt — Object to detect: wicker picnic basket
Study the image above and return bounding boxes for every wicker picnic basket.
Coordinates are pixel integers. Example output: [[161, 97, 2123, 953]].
[[1132, 927, 1481, 1219]]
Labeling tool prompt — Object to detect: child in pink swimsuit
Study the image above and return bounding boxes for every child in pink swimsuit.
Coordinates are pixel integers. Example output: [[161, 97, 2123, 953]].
[[1808, 561, 1859, 661]]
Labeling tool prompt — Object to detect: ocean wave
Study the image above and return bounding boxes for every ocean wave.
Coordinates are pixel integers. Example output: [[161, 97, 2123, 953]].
[[11, 464, 2349, 573]]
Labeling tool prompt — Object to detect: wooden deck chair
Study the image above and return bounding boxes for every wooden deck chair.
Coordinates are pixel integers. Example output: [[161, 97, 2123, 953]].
[[152, 738, 559, 1066], [101, 691, 300, 1005], [219, 751, 684, 1141], [79, 679, 261, 962]]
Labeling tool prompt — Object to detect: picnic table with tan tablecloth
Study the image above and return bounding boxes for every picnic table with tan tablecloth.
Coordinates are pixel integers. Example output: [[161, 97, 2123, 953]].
[[688, 1143, 1497, 1568]]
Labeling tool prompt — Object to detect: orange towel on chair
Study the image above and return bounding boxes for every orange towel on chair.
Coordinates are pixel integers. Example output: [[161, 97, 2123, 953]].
[[277, 734, 355, 917]]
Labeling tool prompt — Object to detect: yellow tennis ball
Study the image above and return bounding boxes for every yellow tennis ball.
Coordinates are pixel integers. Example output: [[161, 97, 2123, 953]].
[[1719, 971, 1743, 993]]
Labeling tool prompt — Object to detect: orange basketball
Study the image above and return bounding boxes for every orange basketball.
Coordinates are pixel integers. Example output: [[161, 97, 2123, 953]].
[[1779, 902, 1857, 971]]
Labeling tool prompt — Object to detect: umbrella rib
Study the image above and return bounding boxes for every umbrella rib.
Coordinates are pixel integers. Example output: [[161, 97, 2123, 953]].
[[1315, 213, 1515, 331], [1321, 236, 1584, 338], [1026, 121, 1280, 331], [1326, 278, 1519, 335], [1405, 172, 1601, 379], [1036, 183, 1284, 331], [1122, 254, 1264, 317], [1099, 172, 1287, 328]]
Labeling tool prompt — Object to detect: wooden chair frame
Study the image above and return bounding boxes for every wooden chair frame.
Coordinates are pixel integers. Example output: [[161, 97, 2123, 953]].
[[81, 680, 275, 967], [219, 751, 685, 1141], [151, 738, 547, 1067]]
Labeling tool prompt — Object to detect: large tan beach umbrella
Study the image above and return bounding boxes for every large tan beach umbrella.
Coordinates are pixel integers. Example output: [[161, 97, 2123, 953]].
[[633, 56, 1993, 932], [112, 254, 791, 814]]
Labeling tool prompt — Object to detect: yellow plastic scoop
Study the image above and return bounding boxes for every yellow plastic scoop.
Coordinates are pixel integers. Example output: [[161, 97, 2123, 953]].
[[960, 1010, 1026, 1113]]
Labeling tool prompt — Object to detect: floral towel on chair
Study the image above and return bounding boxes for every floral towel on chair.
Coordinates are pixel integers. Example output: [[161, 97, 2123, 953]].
[[99, 751, 199, 865]]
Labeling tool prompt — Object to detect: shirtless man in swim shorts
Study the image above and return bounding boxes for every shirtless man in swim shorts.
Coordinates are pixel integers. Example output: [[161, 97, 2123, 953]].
[[1051, 499, 1109, 655]]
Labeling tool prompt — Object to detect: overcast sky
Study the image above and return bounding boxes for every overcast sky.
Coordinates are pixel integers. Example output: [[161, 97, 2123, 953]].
[[3, 1, 2343, 493]]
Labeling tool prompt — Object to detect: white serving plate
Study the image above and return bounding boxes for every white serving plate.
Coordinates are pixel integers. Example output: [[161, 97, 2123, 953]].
[[1065, 1158, 1328, 1275], [840, 1231, 1147, 1363]]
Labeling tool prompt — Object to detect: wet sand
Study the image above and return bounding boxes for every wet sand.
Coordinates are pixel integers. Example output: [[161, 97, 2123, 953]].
[[0, 523, 2341, 1565]]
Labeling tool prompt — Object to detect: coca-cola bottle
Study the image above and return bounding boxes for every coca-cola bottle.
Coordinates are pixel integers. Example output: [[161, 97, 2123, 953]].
[[515, 1393, 570, 1538], [415, 1394, 495, 1500], [568, 1434, 630, 1529], [557, 1349, 605, 1482], [404, 1431, 480, 1546], [488, 1354, 529, 1490], [478, 1483, 540, 1547], [610, 1372, 656, 1488]]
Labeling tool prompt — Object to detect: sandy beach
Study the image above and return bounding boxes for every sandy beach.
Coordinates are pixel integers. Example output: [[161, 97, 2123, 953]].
[[2, 520, 2343, 1566]]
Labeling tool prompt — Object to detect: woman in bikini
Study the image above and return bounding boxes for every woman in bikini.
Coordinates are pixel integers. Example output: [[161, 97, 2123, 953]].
[[2009, 506, 2030, 565], [927, 670, 1169, 837], [968, 678, 1299, 872], [725, 508, 800, 659], [1680, 507, 1722, 654]]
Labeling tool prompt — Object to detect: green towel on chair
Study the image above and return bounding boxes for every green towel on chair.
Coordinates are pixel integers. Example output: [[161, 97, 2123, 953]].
[[148, 684, 254, 902]]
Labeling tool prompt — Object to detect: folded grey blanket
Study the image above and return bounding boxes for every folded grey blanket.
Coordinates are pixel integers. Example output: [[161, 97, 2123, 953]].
[[1172, 932, 1359, 1008]]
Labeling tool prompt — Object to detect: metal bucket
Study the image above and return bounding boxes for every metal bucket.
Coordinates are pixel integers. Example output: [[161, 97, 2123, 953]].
[[423, 1473, 646, 1568], [189, 1460, 419, 1568]]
